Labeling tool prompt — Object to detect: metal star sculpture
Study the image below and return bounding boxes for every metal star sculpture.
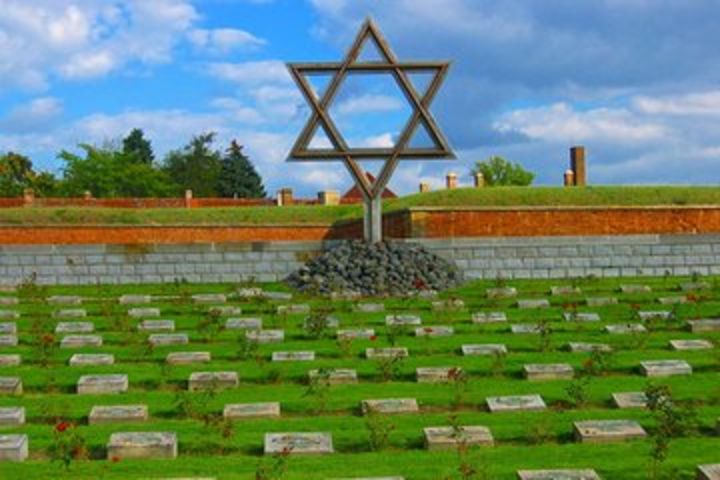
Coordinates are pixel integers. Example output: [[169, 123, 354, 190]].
[[287, 18, 454, 241]]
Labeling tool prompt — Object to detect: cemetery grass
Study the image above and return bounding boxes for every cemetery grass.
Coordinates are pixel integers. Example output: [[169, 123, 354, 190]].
[[3, 186, 720, 226], [0, 275, 718, 479]]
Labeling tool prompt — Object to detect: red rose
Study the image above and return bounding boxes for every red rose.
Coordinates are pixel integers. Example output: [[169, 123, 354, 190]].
[[55, 421, 71, 433], [369, 335, 377, 341]]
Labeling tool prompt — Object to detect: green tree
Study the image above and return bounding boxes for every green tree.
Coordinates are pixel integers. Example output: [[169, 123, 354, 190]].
[[122, 128, 155, 165], [162, 133, 222, 197], [59, 144, 175, 197], [0, 152, 58, 197], [217, 140, 266, 198], [472, 155, 535, 186]]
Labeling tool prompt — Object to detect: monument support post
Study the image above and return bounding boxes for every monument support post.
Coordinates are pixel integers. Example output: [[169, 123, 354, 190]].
[[363, 194, 383, 243]]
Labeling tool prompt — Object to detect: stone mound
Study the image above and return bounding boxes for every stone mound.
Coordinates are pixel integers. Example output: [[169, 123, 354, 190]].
[[286, 240, 463, 296]]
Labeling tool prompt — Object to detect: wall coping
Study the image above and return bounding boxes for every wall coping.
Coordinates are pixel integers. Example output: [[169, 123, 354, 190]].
[[405, 205, 720, 212]]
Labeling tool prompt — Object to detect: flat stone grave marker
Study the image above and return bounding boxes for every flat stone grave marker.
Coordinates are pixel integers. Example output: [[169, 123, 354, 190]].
[[55, 321, 94, 333], [563, 312, 600, 322], [237, 287, 263, 298], [149, 333, 189, 347], [511, 324, 542, 334], [89, 405, 148, 425], [355, 303, 384, 313], [416, 367, 462, 383], [424, 426, 493, 450], [431, 299, 465, 311], [0, 335, 17, 347], [366, 347, 408, 359], [264, 432, 333, 455], [329, 290, 362, 301], [612, 392, 648, 409], [208, 306, 242, 316], [0, 323, 15, 334], [261, 291, 293, 301], [415, 326, 453, 337], [69, 354, 114, 366], [517, 299, 550, 309], [550, 286, 581, 296], [517, 469, 601, 480], [277, 304, 310, 315], [53, 309, 87, 319], [167, 352, 211, 365], [681, 281, 710, 292], [640, 359, 692, 377], [688, 319, 720, 333], [698, 464, 720, 480], [670, 339, 713, 351], [567, 342, 612, 353], [0, 355, 20, 366], [472, 312, 507, 324], [192, 294, 227, 304], [246, 329, 284, 344], [331, 477, 404, 480], [605, 323, 647, 334], [107, 432, 177, 460], [639, 310, 671, 321], [524, 363, 574, 381], [0, 287, 13, 293], [0, 298, 17, 306], [304, 316, 339, 329], [620, 284, 651, 294], [337, 329, 374, 340], [272, 351, 315, 362], [462, 344, 507, 356], [0, 311, 18, 320], [77, 374, 128, 394], [362, 398, 419, 415], [129, 307, 160, 318], [188, 371, 239, 391], [0, 407, 24, 426], [119, 294, 152, 305], [0, 434, 28, 462], [226, 317, 263, 330], [308, 368, 358, 385], [138, 320, 175, 332], [586, 297, 618, 307], [386, 314, 421, 326], [486, 287, 517, 299], [48, 295, 82, 305], [486, 394, 546, 413], [224, 402, 280, 419], [61, 334, 103, 348], [417, 289, 438, 299], [574, 419, 646, 443], [658, 295, 687, 305]]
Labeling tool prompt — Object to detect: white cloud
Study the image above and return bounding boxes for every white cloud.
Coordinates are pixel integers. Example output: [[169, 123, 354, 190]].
[[0, 97, 63, 134], [61, 50, 115, 79], [632, 91, 720, 116], [188, 28, 266, 54], [207, 60, 291, 86], [336, 94, 404, 115]]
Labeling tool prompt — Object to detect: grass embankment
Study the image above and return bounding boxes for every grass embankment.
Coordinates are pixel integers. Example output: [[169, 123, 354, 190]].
[[0, 186, 719, 225], [0, 276, 718, 478]]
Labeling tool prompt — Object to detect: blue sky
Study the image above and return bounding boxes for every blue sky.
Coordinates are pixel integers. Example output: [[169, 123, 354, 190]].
[[1, 0, 719, 196]]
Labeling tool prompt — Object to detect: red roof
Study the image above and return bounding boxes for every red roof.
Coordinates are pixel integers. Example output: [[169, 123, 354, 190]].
[[341, 172, 398, 202]]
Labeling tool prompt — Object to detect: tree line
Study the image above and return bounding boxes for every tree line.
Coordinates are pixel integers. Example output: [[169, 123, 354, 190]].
[[0, 129, 266, 198]]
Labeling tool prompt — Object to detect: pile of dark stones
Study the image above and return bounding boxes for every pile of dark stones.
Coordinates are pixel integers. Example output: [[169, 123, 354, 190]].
[[286, 240, 464, 296]]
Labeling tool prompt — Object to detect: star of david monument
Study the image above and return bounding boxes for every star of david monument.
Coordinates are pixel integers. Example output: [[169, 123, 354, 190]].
[[287, 18, 455, 242]]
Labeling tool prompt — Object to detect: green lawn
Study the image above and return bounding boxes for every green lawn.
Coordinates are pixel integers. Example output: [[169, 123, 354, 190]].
[[0, 275, 718, 479], [1, 186, 719, 225]]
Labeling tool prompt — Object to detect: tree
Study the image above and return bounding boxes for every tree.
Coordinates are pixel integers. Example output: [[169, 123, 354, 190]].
[[122, 128, 155, 165], [59, 144, 175, 197], [472, 156, 535, 186], [217, 140, 266, 198], [0, 152, 59, 197], [162, 133, 222, 197]]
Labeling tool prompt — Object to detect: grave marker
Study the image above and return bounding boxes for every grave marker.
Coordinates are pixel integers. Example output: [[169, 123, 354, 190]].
[[264, 432, 333, 455], [573, 419, 646, 443], [277, 304, 310, 315], [511, 324, 542, 334], [366, 347, 408, 359], [53, 309, 87, 319], [337, 329, 375, 340], [69, 354, 114, 366], [688, 319, 720, 333], [246, 329, 284, 344], [551, 286, 581, 296], [697, 464, 720, 480], [605, 323, 647, 334], [60, 335, 103, 348], [567, 342, 612, 353], [308, 368, 358, 385], [423, 426, 493, 450], [192, 294, 226, 304], [638, 311, 671, 321], [670, 339, 713, 351], [563, 312, 600, 322], [0, 323, 15, 334], [612, 392, 648, 409], [0, 355, 20, 367], [149, 334, 189, 347], [462, 344, 507, 356], [517, 470, 601, 480], [77, 374, 128, 394], [362, 398, 419, 415], [272, 351, 315, 362], [517, 299, 550, 309], [486, 287, 517, 299], [188, 372, 239, 391], [119, 294, 152, 305], [640, 360, 692, 377], [208, 306, 242, 316], [472, 312, 507, 324], [55, 321, 94, 333], [48, 295, 82, 305], [138, 320, 175, 332], [586, 297, 618, 307], [0, 335, 17, 347], [107, 432, 177, 460], [386, 314, 422, 326], [414, 326, 453, 337], [0, 407, 24, 426], [129, 308, 160, 318], [224, 402, 280, 419], [416, 367, 461, 383], [0, 434, 28, 462], [0, 298, 18, 306], [486, 395, 546, 412], [355, 303, 385, 313], [658, 295, 687, 305], [0, 311, 18, 320], [226, 317, 263, 330], [620, 284, 651, 294], [89, 405, 148, 425], [166, 352, 211, 365], [523, 364, 574, 381]]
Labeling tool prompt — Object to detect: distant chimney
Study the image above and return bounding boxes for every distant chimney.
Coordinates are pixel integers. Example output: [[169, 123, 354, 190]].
[[184, 189, 193, 208], [22, 188, 35, 207], [564, 169, 575, 187], [570, 146, 587, 186], [419, 182, 431, 193], [446, 172, 458, 190], [278, 188, 293, 206], [318, 190, 340, 206], [473, 172, 485, 188]]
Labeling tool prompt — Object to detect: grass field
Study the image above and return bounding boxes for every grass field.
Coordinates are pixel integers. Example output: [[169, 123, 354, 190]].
[[0, 275, 718, 479], [1, 186, 720, 225]]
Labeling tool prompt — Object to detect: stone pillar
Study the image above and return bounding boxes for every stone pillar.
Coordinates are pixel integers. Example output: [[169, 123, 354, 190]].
[[279, 188, 293, 206], [473, 172, 485, 188], [363, 194, 382, 243], [318, 190, 340, 206], [22, 188, 34, 207], [83, 191, 93, 201], [564, 169, 575, 187], [570, 146, 587, 186], [419, 182, 431, 193], [184, 189, 193, 208], [446, 172, 458, 189]]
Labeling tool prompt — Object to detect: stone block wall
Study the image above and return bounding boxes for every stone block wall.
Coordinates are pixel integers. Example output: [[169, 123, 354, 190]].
[[1, 234, 718, 286]]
